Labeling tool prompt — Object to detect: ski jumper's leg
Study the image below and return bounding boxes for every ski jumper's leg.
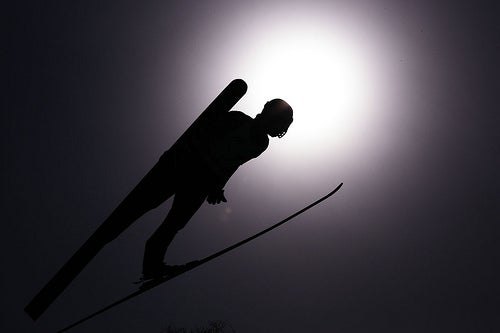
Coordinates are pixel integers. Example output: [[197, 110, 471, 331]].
[[142, 185, 208, 271], [25, 153, 175, 320], [97, 155, 176, 243]]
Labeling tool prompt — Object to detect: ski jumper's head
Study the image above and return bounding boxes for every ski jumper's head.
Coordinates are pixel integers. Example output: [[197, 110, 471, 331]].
[[256, 99, 293, 138]]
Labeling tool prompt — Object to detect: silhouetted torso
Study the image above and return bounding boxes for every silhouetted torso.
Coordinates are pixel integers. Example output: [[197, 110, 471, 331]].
[[168, 111, 269, 191]]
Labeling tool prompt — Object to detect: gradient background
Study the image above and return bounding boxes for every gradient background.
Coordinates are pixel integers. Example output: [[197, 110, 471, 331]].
[[4, 1, 499, 332]]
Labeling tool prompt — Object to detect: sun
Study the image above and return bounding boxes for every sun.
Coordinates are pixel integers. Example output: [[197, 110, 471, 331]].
[[176, 5, 401, 187], [231, 21, 378, 166]]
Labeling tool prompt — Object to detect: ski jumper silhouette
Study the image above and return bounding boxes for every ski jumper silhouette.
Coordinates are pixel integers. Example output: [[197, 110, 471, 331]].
[[139, 97, 293, 277], [25, 79, 293, 320]]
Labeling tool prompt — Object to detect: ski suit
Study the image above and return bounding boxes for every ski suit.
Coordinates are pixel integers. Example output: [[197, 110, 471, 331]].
[[98, 111, 269, 271]]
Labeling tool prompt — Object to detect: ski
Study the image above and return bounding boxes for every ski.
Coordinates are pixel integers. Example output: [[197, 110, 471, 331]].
[[24, 79, 248, 321], [56, 183, 343, 333]]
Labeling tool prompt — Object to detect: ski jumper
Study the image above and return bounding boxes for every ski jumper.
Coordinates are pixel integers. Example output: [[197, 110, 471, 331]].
[[96, 111, 269, 271]]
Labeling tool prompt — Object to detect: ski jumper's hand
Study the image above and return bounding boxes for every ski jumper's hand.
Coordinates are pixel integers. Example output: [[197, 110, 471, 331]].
[[207, 189, 227, 205]]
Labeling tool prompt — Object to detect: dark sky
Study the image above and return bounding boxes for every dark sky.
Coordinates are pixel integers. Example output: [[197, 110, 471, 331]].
[[4, 1, 499, 332]]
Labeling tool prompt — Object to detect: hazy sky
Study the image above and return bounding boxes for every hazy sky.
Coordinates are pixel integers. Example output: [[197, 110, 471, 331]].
[[4, 1, 499, 332]]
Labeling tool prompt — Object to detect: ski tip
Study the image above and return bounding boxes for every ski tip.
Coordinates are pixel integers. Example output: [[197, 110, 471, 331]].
[[231, 78, 246, 87], [324, 183, 343, 198], [228, 79, 248, 95]]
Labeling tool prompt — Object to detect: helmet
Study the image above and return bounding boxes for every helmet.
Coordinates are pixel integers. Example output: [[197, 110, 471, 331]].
[[260, 99, 293, 138]]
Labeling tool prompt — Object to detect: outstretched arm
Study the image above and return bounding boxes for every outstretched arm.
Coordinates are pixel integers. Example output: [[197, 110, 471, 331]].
[[207, 189, 227, 205]]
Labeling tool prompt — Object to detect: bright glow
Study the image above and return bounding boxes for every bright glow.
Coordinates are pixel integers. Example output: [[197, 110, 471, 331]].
[[239, 25, 374, 159], [220, 15, 386, 177], [174, 3, 409, 191]]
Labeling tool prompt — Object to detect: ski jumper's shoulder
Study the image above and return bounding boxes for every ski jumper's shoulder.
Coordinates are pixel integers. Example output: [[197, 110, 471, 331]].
[[226, 111, 268, 154], [222, 110, 253, 125]]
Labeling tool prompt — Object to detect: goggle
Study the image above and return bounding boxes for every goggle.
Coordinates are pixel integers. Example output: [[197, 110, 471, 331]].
[[277, 130, 287, 138]]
